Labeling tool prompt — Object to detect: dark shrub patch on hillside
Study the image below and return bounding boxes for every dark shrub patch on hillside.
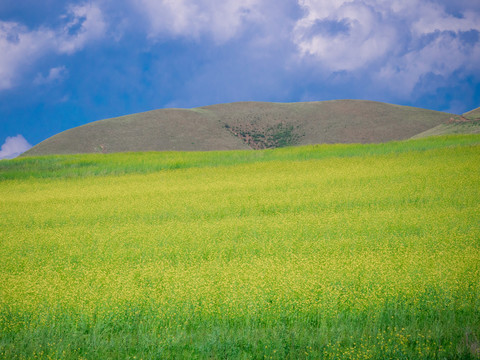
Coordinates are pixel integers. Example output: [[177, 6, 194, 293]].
[[225, 122, 304, 149]]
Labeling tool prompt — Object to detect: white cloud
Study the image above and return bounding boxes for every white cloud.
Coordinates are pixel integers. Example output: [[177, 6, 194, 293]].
[[411, 6, 480, 34], [1, 0, 478, 104], [34, 66, 69, 85], [377, 31, 480, 96], [0, 135, 32, 160], [294, 0, 398, 71], [132, 0, 266, 43], [57, 3, 106, 54], [293, 0, 480, 96], [0, 3, 106, 90], [376, 1, 480, 95], [0, 22, 56, 90]]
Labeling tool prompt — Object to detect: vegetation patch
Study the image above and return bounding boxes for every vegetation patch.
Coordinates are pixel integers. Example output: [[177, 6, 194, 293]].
[[448, 115, 480, 124], [225, 121, 304, 149]]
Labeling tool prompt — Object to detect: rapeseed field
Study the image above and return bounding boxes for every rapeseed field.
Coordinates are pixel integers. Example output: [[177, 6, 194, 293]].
[[1, 135, 479, 359]]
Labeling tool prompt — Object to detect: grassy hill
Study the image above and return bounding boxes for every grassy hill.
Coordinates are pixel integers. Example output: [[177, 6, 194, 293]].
[[412, 106, 480, 139], [1, 135, 480, 359], [464, 106, 480, 119], [23, 100, 454, 156]]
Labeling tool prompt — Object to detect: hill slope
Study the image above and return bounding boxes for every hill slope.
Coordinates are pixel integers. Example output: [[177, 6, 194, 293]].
[[412, 106, 480, 139], [23, 100, 454, 156], [464, 106, 480, 119]]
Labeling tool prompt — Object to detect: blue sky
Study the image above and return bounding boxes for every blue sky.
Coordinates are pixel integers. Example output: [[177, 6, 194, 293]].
[[1, 0, 479, 158]]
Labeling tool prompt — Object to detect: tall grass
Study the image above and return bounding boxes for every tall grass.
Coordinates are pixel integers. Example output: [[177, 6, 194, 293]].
[[1, 134, 479, 180], [1, 135, 479, 359]]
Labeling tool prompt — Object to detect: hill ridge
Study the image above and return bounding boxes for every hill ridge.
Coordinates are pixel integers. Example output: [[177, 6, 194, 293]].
[[23, 100, 456, 156]]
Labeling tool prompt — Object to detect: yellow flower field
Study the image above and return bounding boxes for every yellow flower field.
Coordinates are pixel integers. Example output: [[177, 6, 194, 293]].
[[1, 136, 479, 359]]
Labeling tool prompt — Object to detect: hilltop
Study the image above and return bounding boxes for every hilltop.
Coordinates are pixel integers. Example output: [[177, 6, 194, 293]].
[[23, 100, 458, 156]]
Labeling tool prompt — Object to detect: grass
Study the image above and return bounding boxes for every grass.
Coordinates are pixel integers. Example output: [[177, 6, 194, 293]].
[[1, 135, 480, 359], [4, 134, 480, 180]]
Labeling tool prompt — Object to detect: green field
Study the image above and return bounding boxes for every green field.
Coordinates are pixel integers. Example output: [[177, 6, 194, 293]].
[[1, 135, 480, 359]]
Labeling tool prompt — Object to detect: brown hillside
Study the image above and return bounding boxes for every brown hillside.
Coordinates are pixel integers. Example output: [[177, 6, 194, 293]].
[[24, 108, 250, 156], [202, 100, 453, 147], [23, 100, 453, 156]]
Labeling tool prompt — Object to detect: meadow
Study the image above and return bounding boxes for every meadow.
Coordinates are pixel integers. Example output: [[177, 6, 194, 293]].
[[1, 135, 480, 359]]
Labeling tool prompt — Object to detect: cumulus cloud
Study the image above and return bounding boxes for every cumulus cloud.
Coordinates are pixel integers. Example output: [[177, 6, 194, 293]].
[[294, 0, 399, 71], [0, 135, 32, 160], [0, 3, 106, 90], [1, 0, 478, 112], [293, 0, 480, 96], [131, 0, 268, 43], [130, 0, 479, 99], [57, 3, 106, 54], [377, 30, 480, 96]]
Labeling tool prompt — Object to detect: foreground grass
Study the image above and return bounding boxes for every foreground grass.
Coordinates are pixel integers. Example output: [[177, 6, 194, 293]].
[[2, 134, 479, 180], [1, 135, 480, 359]]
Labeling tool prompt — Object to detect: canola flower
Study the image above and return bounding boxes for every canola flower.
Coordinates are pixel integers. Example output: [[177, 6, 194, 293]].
[[0, 135, 479, 359]]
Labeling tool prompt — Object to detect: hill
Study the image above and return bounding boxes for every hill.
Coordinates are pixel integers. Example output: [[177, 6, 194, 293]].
[[412, 106, 480, 139], [464, 106, 480, 119], [23, 100, 454, 156]]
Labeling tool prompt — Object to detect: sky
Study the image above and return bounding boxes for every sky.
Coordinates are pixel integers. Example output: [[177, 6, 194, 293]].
[[1, 0, 479, 159]]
